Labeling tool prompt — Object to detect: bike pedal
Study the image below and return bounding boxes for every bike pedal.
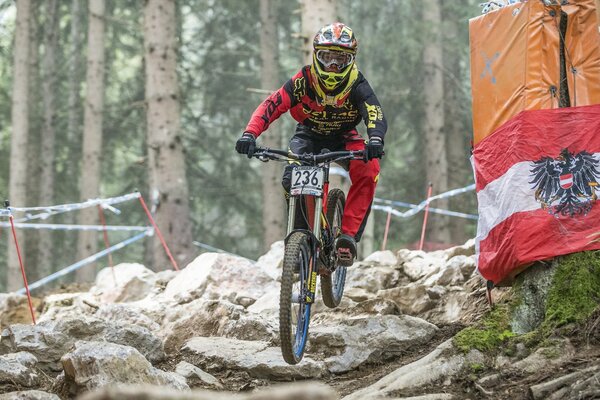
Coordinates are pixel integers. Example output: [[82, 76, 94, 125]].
[[337, 248, 354, 267]]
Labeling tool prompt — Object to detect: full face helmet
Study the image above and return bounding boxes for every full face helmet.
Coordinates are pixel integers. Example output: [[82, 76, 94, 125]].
[[310, 22, 359, 106]]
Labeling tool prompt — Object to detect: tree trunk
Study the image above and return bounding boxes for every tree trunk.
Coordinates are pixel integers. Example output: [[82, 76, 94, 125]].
[[37, 0, 60, 280], [259, 0, 285, 251], [7, 0, 32, 291], [422, 0, 451, 246], [300, 0, 337, 65], [25, 0, 41, 280], [67, 0, 83, 204], [443, 6, 469, 245], [77, 0, 106, 282], [144, 0, 193, 270]]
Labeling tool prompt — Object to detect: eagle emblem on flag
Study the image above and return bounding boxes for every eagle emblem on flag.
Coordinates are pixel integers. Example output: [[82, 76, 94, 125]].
[[530, 149, 600, 217]]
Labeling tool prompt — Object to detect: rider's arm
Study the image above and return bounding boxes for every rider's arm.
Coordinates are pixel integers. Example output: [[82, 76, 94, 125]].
[[244, 70, 303, 138], [352, 75, 387, 141]]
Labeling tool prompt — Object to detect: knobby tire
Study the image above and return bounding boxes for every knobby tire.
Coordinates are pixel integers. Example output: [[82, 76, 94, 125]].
[[321, 188, 347, 308], [280, 232, 312, 364]]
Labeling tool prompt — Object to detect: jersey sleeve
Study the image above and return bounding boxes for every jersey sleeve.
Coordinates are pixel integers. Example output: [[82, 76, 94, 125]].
[[353, 76, 388, 141], [244, 70, 304, 138]]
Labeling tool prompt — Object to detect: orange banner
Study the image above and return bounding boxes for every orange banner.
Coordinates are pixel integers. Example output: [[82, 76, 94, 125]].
[[470, 0, 600, 146]]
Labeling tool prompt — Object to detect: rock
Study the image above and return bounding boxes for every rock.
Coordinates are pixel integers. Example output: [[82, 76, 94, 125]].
[[175, 361, 224, 389], [511, 261, 556, 334], [78, 382, 338, 400], [0, 352, 39, 387], [255, 241, 284, 281], [442, 239, 475, 260], [61, 341, 189, 394], [309, 314, 438, 373], [92, 263, 158, 303], [162, 253, 276, 304], [0, 391, 60, 400], [37, 293, 96, 323], [164, 297, 277, 348], [378, 283, 436, 316], [181, 337, 326, 380], [0, 317, 164, 372], [529, 364, 600, 400], [345, 264, 401, 294], [93, 303, 160, 332], [343, 339, 485, 399], [363, 250, 397, 265], [400, 254, 444, 282], [512, 339, 575, 373], [0, 294, 39, 329]]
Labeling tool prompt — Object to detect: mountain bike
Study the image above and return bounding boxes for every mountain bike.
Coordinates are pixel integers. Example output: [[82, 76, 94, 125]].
[[250, 147, 365, 364]]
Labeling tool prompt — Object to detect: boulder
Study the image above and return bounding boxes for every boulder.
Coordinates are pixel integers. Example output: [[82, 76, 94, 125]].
[[91, 263, 158, 303], [0, 352, 39, 387], [61, 341, 188, 394], [181, 337, 326, 380], [0, 391, 60, 400], [161, 253, 277, 305], [343, 339, 485, 399], [309, 314, 438, 373]]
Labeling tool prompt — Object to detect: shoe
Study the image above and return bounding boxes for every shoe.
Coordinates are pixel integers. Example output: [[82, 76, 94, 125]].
[[336, 234, 357, 267]]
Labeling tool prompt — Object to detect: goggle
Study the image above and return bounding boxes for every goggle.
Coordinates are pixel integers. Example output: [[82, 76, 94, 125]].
[[316, 49, 354, 71]]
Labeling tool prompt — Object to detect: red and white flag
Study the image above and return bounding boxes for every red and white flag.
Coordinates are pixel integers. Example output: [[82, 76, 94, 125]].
[[472, 104, 600, 285]]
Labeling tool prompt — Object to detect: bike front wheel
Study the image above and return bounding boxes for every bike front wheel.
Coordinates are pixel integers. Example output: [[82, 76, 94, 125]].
[[321, 188, 347, 308], [280, 231, 313, 364]]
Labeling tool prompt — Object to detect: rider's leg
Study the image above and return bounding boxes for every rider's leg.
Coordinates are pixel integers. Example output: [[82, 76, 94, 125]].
[[337, 135, 380, 263]]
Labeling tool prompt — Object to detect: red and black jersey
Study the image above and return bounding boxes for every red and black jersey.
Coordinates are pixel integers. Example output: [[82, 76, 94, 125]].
[[244, 66, 387, 140]]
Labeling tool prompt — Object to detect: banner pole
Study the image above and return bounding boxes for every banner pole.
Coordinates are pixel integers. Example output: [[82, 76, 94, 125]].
[[7, 203, 36, 324], [419, 183, 433, 251], [381, 209, 392, 251], [137, 193, 180, 271], [98, 205, 116, 285]]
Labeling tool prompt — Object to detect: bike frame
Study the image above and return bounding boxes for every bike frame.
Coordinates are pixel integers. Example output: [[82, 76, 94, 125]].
[[285, 168, 331, 304]]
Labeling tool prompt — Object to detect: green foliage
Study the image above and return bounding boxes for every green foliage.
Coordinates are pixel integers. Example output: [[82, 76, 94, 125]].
[[455, 251, 600, 355], [454, 305, 516, 353], [543, 251, 600, 329]]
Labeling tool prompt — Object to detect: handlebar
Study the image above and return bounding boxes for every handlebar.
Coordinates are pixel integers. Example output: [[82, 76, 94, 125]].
[[251, 146, 365, 164]]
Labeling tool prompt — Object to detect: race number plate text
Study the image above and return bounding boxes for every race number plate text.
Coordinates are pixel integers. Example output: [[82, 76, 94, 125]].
[[290, 166, 324, 196]]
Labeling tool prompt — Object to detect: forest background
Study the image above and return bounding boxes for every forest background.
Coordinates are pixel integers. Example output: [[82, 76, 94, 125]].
[[0, 0, 480, 292]]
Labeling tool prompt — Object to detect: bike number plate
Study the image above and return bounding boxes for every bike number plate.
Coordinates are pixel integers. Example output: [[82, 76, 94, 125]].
[[290, 166, 324, 196]]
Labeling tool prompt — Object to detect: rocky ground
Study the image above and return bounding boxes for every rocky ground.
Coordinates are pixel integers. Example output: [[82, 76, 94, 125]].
[[0, 241, 598, 399]]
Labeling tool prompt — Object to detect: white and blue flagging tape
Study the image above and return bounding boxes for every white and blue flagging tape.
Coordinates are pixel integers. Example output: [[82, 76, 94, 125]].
[[373, 184, 477, 220], [16, 229, 153, 295]]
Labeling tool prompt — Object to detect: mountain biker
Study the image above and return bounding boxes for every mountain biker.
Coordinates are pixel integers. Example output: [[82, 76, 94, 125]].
[[235, 22, 387, 266]]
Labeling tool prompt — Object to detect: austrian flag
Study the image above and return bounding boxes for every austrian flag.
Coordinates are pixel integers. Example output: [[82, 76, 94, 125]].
[[472, 104, 600, 285]]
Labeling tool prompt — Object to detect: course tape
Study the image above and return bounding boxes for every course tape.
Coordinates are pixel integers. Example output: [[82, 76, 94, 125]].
[[15, 229, 152, 294], [0, 222, 149, 232], [1, 192, 140, 222], [373, 184, 477, 219]]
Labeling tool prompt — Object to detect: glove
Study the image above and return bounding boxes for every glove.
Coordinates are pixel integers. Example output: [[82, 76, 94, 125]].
[[235, 132, 256, 158], [365, 136, 384, 161]]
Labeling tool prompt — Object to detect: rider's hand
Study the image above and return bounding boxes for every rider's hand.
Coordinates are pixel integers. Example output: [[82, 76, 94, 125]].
[[365, 136, 384, 161], [235, 132, 256, 158]]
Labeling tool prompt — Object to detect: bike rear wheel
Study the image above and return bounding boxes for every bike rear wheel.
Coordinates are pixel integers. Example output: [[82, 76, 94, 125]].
[[321, 188, 347, 308], [280, 232, 313, 364]]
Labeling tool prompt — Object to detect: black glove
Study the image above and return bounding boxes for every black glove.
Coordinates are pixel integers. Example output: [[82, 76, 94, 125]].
[[235, 132, 256, 158], [365, 136, 384, 161]]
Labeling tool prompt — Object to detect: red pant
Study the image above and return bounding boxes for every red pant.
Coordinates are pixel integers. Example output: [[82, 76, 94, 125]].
[[282, 126, 380, 240]]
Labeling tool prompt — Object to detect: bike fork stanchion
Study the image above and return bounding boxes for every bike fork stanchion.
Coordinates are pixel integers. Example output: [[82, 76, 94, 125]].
[[381, 208, 392, 251], [419, 183, 433, 251], [137, 193, 180, 271], [6, 203, 36, 325], [97, 205, 116, 285]]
